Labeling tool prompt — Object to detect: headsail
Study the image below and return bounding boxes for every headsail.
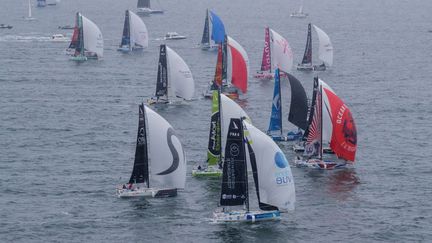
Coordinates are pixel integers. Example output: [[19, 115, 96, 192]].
[[227, 36, 249, 94], [270, 29, 293, 73], [323, 87, 357, 161], [244, 120, 295, 211], [201, 9, 210, 45], [260, 27, 271, 72], [301, 23, 312, 65], [287, 73, 308, 130], [82, 14, 104, 58], [209, 11, 225, 44], [129, 104, 149, 186], [220, 118, 248, 206], [166, 46, 195, 100], [313, 25, 333, 66], [145, 105, 186, 189], [267, 68, 283, 136], [129, 10, 148, 48], [155, 45, 168, 101]]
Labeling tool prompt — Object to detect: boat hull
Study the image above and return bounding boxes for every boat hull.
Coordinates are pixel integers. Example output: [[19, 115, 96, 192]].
[[192, 165, 222, 177], [294, 158, 347, 170], [296, 63, 313, 71], [213, 210, 281, 223], [117, 187, 177, 198]]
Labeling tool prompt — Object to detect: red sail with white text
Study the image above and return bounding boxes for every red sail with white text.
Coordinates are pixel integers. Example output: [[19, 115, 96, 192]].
[[323, 88, 357, 162]]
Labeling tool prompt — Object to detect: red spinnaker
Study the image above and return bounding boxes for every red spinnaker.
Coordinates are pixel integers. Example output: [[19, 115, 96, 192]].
[[324, 88, 357, 162], [229, 45, 248, 93]]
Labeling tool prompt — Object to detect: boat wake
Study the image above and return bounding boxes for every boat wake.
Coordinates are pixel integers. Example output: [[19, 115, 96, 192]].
[[0, 34, 70, 42]]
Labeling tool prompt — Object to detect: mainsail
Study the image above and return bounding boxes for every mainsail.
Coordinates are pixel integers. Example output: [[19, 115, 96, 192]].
[[201, 9, 210, 45], [301, 23, 312, 65], [120, 10, 131, 48], [129, 104, 149, 186], [267, 68, 283, 136], [220, 118, 248, 206], [155, 45, 168, 100], [304, 83, 322, 158], [206, 91, 221, 167], [260, 27, 271, 72]]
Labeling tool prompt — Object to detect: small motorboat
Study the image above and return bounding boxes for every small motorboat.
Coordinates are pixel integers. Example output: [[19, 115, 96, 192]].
[[164, 32, 186, 40], [51, 34, 69, 42], [0, 24, 13, 29]]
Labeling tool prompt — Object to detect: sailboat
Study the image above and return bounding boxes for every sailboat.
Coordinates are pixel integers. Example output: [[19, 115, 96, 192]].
[[204, 35, 249, 99], [213, 118, 295, 222], [148, 44, 195, 105], [136, 0, 164, 16], [67, 12, 103, 61], [266, 69, 308, 141], [200, 9, 225, 51], [117, 104, 186, 198], [254, 27, 293, 80], [297, 23, 333, 71], [118, 10, 149, 52], [24, 0, 36, 21], [294, 78, 357, 169], [290, 0, 308, 18], [192, 90, 251, 177], [37, 0, 46, 7]]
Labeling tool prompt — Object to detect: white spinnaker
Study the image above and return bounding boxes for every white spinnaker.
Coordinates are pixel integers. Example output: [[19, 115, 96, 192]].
[[313, 25, 333, 66], [226, 36, 249, 84], [270, 29, 293, 73], [166, 46, 195, 100], [244, 121, 295, 211], [82, 14, 104, 58], [145, 106, 186, 189], [319, 79, 335, 144], [129, 10, 148, 48]]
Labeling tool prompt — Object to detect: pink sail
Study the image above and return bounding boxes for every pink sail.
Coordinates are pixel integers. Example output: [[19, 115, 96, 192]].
[[260, 27, 271, 72]]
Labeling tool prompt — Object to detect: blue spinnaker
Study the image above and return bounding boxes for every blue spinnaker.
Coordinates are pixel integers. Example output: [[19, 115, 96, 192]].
[[210, 11, 226, 44]]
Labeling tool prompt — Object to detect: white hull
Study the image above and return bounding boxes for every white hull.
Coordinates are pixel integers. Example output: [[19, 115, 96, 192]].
[[290, 12, 308, 18], [213, 209, 280, 223], [296, 63, 313, 71], [201, 43, 218, 51], [294, 158, 347, 170], [117, 187, 177, 198]]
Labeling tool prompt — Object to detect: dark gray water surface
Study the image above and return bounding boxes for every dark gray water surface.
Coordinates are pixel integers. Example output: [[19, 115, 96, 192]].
[[1, 0, 432, 242]]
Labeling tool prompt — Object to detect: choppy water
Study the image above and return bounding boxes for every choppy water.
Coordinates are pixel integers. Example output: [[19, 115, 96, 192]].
[[1, 0, 432, 242]]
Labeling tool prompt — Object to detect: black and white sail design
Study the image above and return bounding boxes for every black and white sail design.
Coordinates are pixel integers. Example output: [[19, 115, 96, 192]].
[[303, 77, 319, 139], [301, 23, 312, 65], [137, 0, 150, 8], [220, 118, 247, 206], [129, 104, 149, 186], [201, 9, 210, 45], [287, 73, 309, 130], [155, 44, 168, 100]]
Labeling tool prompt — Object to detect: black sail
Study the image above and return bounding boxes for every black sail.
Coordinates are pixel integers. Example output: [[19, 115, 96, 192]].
[[137, 0, 150, 8], [220, 118, 247, 206], [200, 10, 210, 45], [129, 104, 149, 186], [120, 10, 130, 47], [246, 141, 278, 211], [301, 23, 312, 65], [303, 77, 319, 139], [155, 44, 168, 99], [287, 73, 309, 130]]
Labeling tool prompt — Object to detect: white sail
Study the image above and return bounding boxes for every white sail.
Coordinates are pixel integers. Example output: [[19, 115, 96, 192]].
[[313, 25, 333, 66], [243, 121, 295, 211], [319, 79, 335, 144], [226, 36, 249, 86], [82, 15, 104, 58], [129, 10, 148, 49], [220, 94, 250, 156], [145, 106, 186, 189], [166, 46, 195, 100], [270, 29, 293, 73]]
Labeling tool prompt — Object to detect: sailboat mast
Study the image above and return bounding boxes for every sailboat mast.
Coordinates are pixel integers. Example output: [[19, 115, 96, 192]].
[[222, 35, 228, 86], [277, 69, 283, 136], [319, 83, 323, 160], [241, 118, 250, 213], [217, 88, 223, 168]]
